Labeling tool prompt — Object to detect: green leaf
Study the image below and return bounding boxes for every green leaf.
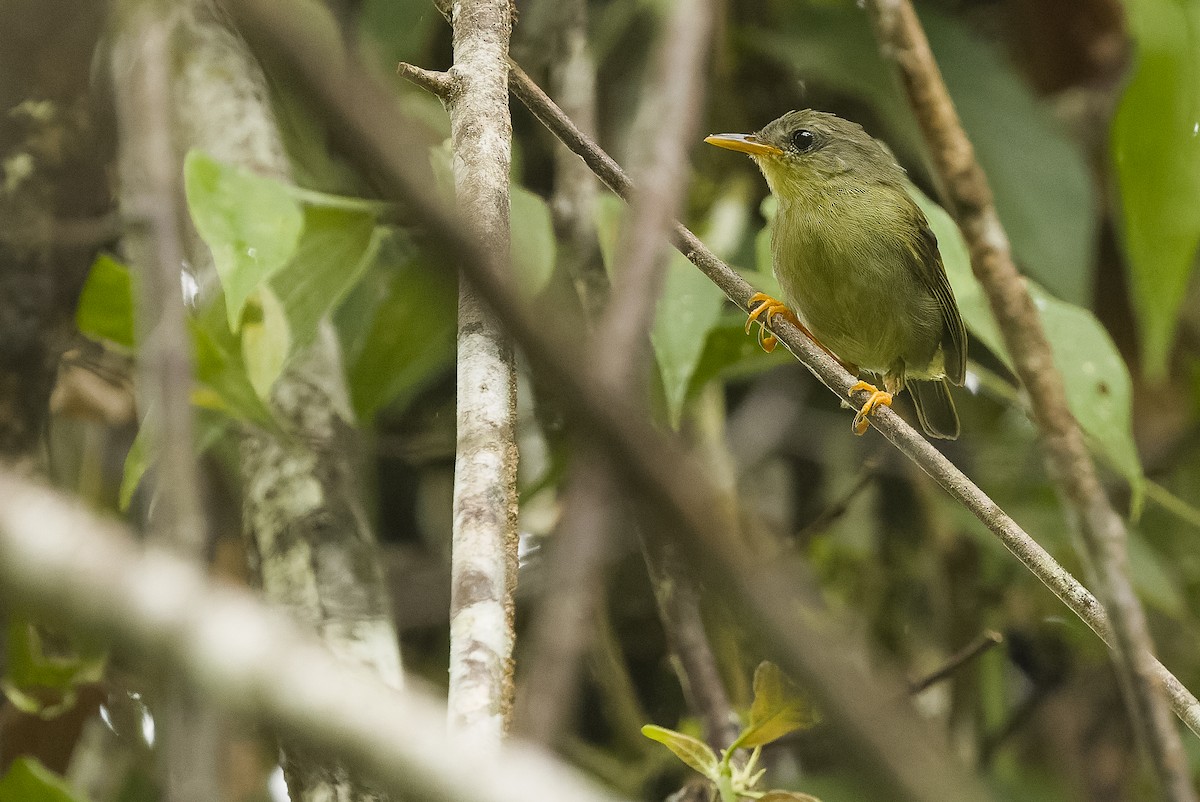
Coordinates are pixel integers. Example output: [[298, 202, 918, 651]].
[[510, 186, 558, 298], [911, 185, 1144, 509], [640, 725, 719, 777], [76, 254, 135, 348], [189, 303, 277, 427], [651, 252, 727, 426], [341, 252, 456, 419], [270, 206, 380, 355], [120, 407, 230, 512], [1111, 0, 1200, 379], [748, 1, 1097, 305], [240, 289, 291, 400], [0, 757, 86, 802], [184, 150, 304, 331], [1, 617, 104, 718], [594, 194, 726, 426], [734, 662, 819, 749]]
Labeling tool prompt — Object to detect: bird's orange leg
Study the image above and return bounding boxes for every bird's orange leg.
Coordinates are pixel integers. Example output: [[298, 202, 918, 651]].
[[745, 293, 850, 369], [848, 375, 904, 435]]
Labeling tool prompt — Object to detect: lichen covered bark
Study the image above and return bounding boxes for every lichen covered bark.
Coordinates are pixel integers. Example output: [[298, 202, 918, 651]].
[[155, 2, 403, 798]]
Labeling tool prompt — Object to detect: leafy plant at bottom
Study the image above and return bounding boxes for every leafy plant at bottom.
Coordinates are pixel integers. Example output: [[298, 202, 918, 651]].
[[642, 661, 821, 802]]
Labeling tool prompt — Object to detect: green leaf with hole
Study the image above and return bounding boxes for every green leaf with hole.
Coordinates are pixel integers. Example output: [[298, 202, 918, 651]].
[[734, 661, 819, 749], [1111, 0, 1200, 379], [241, 288, 291, 400], [912, 185, 1144, 511], [0, 757, 86, 802], [641, 725, 719, 777], [76, 254, 135, 349], [184, 150, 304, 331]]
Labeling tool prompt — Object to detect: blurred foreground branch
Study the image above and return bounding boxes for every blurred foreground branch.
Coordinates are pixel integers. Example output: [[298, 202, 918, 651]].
[[865, 2, 1194, 799], [0, 472, 628, 802]]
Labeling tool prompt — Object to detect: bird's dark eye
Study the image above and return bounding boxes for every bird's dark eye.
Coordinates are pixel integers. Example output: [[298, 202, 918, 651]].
[[791, 129, 816, 152]]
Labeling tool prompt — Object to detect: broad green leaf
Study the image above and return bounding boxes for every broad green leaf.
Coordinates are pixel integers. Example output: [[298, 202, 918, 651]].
[[0, 757, 86, 802], [640, 725, 719, 777], [510, 186, 558, 298], [748, 1, 1096, 305], [184, 150, 304, 330], [76, 254, 134, 348], [189, 304, 277, 427], [270, 206, 379, 354], [1, 617, 104, 718], [651, 253, 727, 426], [594, 195, 726, 426], [341, 253, 456, 419], [912, 186, 1144, 509], [734, 662, 819, 749], [1111, 0, 1200, 379], [241, 289, 291, 400]]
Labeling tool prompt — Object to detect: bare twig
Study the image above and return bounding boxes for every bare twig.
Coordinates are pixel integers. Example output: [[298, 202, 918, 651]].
[[0, 473, 630, 802], [909, 631, 1004, 695], [443, 0, 521, 747], [110, 4, 216, 798], [864, 2, 1195, 798]]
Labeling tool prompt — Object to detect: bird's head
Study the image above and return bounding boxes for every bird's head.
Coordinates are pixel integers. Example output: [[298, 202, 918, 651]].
[[705, 110, 902, 199]]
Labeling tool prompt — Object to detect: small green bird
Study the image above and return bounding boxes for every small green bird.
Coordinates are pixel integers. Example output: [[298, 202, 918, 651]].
[[706, 110, 967, 440]]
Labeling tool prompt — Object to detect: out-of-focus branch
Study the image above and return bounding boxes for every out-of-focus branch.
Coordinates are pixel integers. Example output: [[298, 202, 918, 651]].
[[588, 0, 739, 754], [441, 0, 520, 748], [864, 3, 1195, 799], [225, 6, 1000, 800], [164, 3, 403, 798], [0, 472, 630, 802]]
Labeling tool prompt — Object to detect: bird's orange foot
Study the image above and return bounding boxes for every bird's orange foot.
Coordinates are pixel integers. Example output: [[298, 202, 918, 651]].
[[849, 381, 893, 435], [745, 292, 800, 353]]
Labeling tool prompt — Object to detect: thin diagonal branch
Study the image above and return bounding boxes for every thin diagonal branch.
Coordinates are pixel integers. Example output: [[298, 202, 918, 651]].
[[864, 3, 1194, 799]]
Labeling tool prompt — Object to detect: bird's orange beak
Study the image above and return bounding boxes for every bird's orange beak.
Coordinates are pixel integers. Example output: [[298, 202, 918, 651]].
[[704, 133, 783, 156]]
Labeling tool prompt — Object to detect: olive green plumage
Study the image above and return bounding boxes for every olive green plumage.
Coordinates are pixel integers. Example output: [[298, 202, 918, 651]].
[[713, 110, 966, 439]]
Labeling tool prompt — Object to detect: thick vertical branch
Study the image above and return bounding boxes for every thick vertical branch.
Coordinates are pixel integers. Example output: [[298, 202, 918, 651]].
[[446, 0, 520, 747], [864, 3, 1194, 800]]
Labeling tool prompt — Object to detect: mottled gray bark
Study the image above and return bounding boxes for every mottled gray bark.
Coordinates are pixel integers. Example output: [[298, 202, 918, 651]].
[[446, 0, 520, 749]]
